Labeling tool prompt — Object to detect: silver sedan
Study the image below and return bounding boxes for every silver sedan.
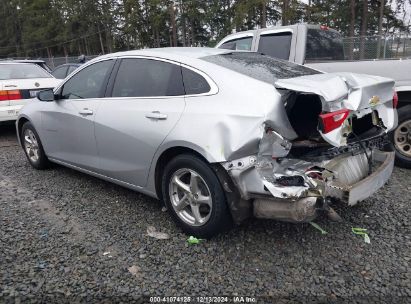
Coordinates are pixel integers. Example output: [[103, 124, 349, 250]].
[[17, 48, 397, 237]]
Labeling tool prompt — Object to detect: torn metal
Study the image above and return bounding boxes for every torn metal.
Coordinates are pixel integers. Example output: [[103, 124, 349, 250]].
[[275, 72, 396, 147], [215, 72, 397, 223]]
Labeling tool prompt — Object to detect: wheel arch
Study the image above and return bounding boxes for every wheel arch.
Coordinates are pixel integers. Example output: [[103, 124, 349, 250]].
[[152, 145, 251, 224], [16, 116, 31, 146], [153, 146, 209, 201]]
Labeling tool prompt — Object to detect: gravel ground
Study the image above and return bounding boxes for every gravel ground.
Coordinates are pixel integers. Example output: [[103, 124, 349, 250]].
[[0, 123, 410, 303]]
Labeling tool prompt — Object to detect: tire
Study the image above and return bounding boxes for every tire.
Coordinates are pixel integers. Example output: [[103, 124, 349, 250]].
[[161, 154, 232, 238], [21, 121, 50, 170], [391, 105, 411, 169]]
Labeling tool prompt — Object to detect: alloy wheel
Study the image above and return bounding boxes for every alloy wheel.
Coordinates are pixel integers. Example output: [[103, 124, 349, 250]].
[[23, 129, 40, 163], [394, 119, 411, 158], [169, 168, 213, 226]]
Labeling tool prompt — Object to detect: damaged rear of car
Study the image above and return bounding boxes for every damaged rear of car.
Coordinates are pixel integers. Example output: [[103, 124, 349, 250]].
[[197, 52, 397, 226]]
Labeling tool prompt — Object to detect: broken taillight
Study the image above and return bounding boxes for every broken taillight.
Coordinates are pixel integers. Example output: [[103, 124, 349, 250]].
[[318, 109, 350, 134], [0, 90, 22, 101], [393, 91, 398, 108]]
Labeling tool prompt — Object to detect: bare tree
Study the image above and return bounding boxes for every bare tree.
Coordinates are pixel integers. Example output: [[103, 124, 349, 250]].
[[169, 3, 177, 47], [359, 0, 369, 59], [261, 0, 267, 28], [376, 0, 385, 58], [307, 0, 312, 22], [348, 0, 356, 59], [282, 0, 289, 26]]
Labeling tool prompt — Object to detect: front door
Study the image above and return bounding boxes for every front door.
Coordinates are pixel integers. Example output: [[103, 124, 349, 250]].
[[41, 59, 115, 171]]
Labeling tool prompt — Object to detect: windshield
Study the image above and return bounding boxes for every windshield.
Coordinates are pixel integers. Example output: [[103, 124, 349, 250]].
[[0, 64, 51, 80], [202, 52, 320, 83], [305, 28, 345, 62]]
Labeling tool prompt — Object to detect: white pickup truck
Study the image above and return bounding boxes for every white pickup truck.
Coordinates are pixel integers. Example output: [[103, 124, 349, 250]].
[[216, 24, 411, 168]]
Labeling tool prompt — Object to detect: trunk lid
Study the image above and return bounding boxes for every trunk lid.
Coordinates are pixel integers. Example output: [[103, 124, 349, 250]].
[[1, 78, 60, 91], [274, 72, 396, 147], [275, 72, 395, 111]]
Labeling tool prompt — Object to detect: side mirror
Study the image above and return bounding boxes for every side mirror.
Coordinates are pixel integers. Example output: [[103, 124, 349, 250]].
[[37, 89, 56, 102]]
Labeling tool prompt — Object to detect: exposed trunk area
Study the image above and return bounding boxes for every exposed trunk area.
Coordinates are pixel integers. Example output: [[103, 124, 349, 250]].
[[282, 92, 388, 160], [285, 93, 323, 141]]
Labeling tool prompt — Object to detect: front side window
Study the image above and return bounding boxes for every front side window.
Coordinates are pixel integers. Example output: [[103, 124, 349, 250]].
[[112, 58, 185, 97], [258, 32, 292, 60], [219, 37, 253, 51], [61, 60, 114, 99]]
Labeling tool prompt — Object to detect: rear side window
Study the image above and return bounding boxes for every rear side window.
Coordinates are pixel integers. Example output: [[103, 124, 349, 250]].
[[67, 65, 78, 75], [305, 29, 345, 62], [112, 59, 185, 97], [52, 66, 68, 79], [219, 37, 253, 51], [257, 32, 292, 60], [181, 67, 211, 95]]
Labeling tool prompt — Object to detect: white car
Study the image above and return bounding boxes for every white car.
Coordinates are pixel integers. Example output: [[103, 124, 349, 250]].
[[16, 48, 397, 237], [0, 62, 60, 122]]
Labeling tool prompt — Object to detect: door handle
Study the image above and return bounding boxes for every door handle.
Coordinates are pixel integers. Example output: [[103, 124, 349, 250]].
[[145, 111, 168, 120], [79, 108, 93, 116]]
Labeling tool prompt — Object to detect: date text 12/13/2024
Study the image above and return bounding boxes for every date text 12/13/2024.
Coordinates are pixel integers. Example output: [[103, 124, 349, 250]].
[[149, 296, 257, 303]]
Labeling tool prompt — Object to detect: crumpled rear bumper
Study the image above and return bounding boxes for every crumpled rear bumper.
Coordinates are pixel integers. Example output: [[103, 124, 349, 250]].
[[325, 150, 394, 206], [223, 150, 395, 223], [252, 150, 394, 222]]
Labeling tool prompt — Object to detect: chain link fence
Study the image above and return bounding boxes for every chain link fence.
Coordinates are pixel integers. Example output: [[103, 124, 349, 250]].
[[44, 35, 411, 65], [43, 55, 99, 69], [342, 35, 411, 60], [2, 55, 99, 69], [4, 34, 411, 68]]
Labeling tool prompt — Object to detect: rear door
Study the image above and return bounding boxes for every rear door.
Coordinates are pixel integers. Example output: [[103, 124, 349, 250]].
[[94, 57, 186, 187]]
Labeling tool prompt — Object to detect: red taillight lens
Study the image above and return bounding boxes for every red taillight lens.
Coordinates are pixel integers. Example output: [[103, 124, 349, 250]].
[[7, 90, 22, 100], [0, 90, 22, 101], [319, 109, 350, 134], [393, 91, 398, 108], [0, 91, 8, 101]]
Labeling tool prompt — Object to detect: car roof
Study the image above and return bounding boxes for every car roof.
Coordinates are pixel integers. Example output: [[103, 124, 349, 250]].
[[0, 59, 47, 64], [0, 62, 40, 65], [97, 47, 234, 61], [55, 63, 82, 68]]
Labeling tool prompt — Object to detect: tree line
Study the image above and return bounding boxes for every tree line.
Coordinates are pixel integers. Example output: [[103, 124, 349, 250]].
[[0, 0, 410, 58]]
